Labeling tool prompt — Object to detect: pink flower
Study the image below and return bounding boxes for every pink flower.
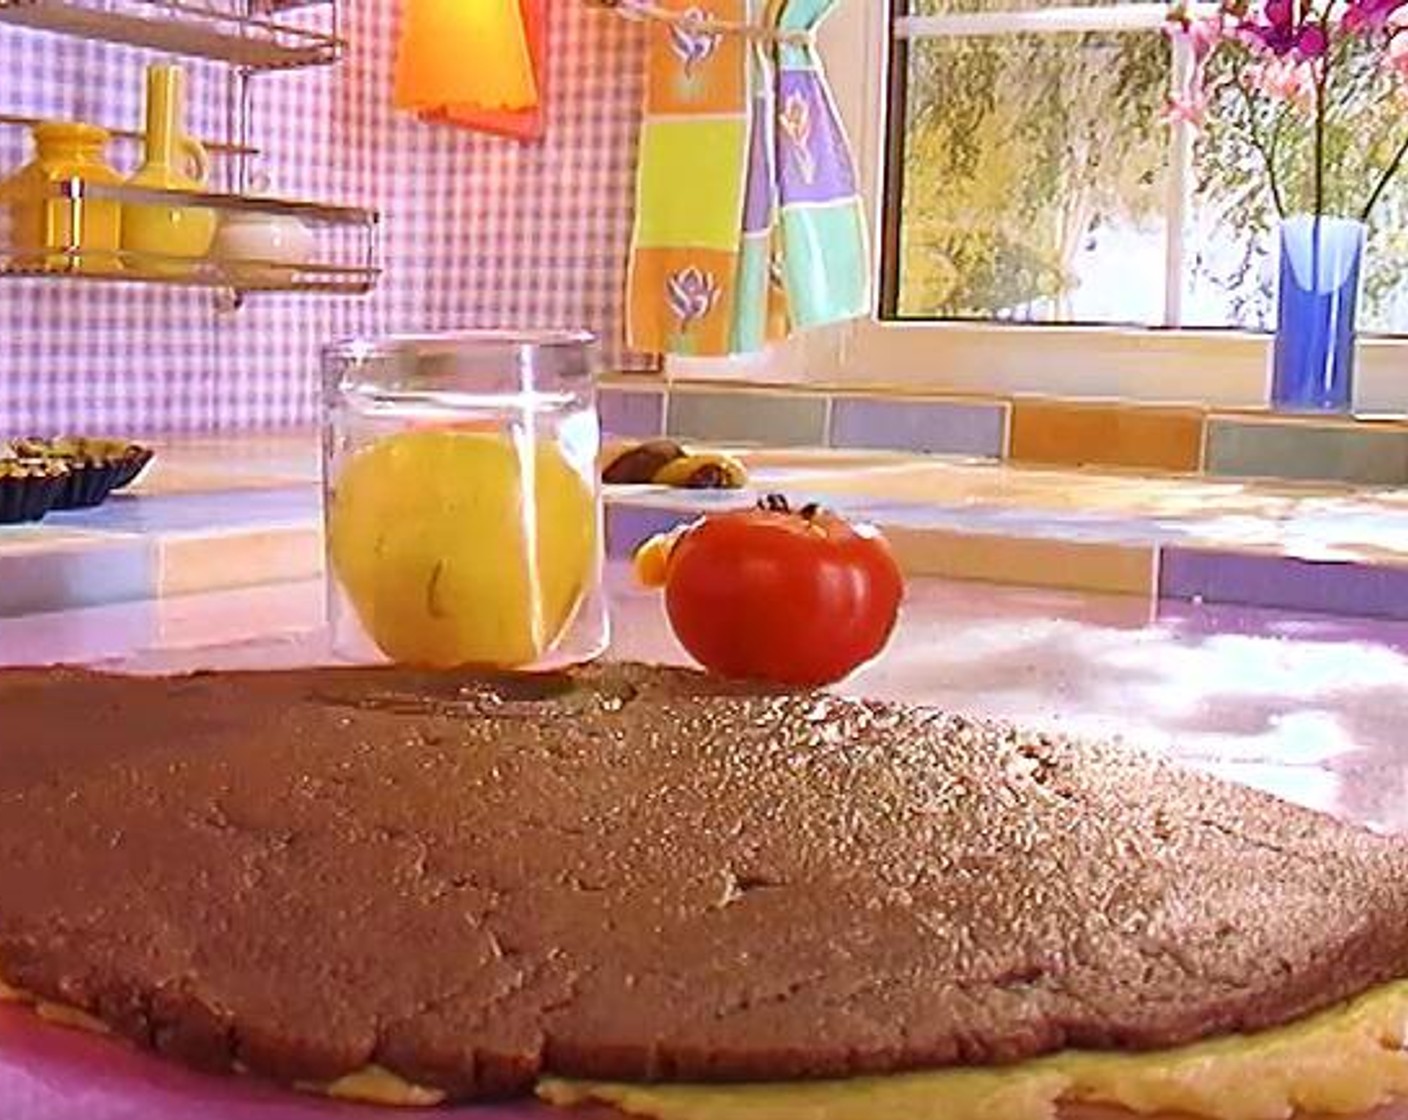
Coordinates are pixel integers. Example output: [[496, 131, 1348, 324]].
[[1240, 0, 1329, 58], [1166, 10, 1224, 63], [1191, 17, 1224, 60], [1244, 56, 1319, 107], [1163, 8, 1223, 132], [1162, 91, 1209, 129], [1390, 29, 1408, 76], [1344, 0, 1408, 33]]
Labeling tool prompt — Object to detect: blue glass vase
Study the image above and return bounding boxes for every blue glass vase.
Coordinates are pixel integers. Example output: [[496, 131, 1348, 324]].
[[1271, 215, 1366, 413]]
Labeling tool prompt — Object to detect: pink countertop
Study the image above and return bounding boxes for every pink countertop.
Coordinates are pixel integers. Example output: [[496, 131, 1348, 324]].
[[3, 568, 1408, 1118]]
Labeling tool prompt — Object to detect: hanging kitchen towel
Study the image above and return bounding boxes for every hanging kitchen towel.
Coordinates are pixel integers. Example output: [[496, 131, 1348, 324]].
[[627, 0, 753, 356], [771, 0, 869, 333], [394, 0, 543, 138], [626, 0, 868, 357]]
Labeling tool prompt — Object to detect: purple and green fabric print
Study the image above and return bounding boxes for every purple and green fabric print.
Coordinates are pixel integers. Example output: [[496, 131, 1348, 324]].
[[627, 0, 868, 358]]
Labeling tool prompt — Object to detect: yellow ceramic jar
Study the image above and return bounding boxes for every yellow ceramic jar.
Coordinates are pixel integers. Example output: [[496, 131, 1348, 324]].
[[0, 121, 123, 274], [121, 64, 216, 276]]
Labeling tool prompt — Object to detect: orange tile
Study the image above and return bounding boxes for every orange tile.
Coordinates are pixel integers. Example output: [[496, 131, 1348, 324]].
[[881, 525, 1157, 597], [1009, 399, 1207, 474], [157, 527, 323, 597]]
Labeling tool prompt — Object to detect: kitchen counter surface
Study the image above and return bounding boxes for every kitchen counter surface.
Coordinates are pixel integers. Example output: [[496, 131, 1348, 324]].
[[5, 563, 1407, 832], [2, 567, 1408, 1119], [6, 430, 1408, 621]]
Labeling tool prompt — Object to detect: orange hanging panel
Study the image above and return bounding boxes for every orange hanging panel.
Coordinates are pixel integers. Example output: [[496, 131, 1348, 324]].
[[394, 0, 544, 137]]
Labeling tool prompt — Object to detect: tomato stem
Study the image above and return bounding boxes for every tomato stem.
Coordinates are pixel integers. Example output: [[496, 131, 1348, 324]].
[[757, 494, 822, 523]]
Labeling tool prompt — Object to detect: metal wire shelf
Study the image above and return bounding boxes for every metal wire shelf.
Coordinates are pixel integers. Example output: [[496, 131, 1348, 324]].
[[0, 112, 260, 158], [0, 0, 344, 70], [67, 178, 377, 225], [1, 249, 377, 293], [1, 176, 380, 297]]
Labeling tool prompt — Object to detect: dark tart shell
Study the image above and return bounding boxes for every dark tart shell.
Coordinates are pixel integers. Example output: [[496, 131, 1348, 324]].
[[110, 445, 155, 491], [0, 462, 68, 523], [52, 460, 120, 510], [10, 438, 155, 510]]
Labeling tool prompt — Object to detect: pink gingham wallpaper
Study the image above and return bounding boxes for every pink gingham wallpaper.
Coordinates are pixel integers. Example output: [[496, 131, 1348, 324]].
[[0, 1, 648, 435]]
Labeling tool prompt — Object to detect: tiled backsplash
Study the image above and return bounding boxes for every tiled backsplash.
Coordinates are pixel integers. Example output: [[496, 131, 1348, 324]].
[[0, 3, 646, 435], [4, 428, 1408, 622], [601, 380, 1408, 487], [828, 396, 1005, 460], [1007, 399, 1206, 474], [1204, 418, 1408, 485], [667, 390, 830, 449]]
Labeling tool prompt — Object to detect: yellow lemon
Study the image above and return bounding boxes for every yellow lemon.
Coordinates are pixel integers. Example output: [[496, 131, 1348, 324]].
[[329, 429, 596, 669]]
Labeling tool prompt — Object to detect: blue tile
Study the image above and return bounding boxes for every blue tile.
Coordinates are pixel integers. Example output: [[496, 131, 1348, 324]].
[[605, 504, 696, 558], [1156, 598, 1408, 651], [46, 486, 319, 535], [829, 397, 1007, 458], [599, 389, 665, 438], [1160, 547, 1408, 620], [0, 538, 155, 618]]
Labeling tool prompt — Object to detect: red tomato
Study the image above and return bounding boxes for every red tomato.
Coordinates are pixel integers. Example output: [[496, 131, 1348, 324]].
[[661, 496, 904, 687]]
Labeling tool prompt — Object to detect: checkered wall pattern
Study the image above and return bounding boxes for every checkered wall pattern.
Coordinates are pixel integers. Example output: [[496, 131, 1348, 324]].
[[0, 0, 649, 434]]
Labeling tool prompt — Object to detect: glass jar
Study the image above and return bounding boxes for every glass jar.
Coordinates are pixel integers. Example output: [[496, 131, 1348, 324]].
[[322, 330, 608, 671]]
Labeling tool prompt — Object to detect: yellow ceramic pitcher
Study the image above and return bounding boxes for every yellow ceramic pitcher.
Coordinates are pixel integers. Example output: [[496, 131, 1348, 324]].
[[0, 121, 123, 274], [121, 64, 216, 276]]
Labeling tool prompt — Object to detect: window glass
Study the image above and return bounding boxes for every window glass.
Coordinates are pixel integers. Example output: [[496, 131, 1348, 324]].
[[887, 2, 1408, 333]]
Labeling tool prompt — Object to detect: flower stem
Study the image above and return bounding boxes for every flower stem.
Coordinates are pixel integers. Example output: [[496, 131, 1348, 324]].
[[1267, 107, 1287, 217], [1234, 79, 1286, 217], [1361, 128, 1408, 224], [1313, 59, 1326, 218], [1306, 13, 1329, 218]]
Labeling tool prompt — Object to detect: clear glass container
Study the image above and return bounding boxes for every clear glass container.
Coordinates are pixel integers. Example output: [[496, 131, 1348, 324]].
[[322, 330, 608, 670]]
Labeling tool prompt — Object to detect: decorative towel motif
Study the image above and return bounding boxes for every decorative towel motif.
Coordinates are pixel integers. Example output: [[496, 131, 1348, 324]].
[[627, 0, 869, 357], [395, 0, 547, 141]]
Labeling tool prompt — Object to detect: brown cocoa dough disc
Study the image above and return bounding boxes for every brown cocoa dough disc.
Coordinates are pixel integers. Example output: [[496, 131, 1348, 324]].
[[1, 663, 1407, 1101]]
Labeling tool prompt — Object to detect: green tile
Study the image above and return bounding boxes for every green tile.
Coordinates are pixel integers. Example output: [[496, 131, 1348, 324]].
[[666, 390, 828, 447], [1206, 419, 1408, 485]]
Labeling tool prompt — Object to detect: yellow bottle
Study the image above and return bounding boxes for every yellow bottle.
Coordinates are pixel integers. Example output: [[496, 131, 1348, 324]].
[[121, 63, 215, 276], [0, 121, 123, 274]]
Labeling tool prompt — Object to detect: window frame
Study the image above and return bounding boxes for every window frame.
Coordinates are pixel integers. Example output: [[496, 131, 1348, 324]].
[[880, 2, 1196, 328], [669, 0, 1408, 415]]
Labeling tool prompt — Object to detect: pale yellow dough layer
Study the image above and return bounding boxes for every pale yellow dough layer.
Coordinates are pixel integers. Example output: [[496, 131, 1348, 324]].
[[6, 967, 1408, 1117], [303, 1066, 447, 1107], [539, 979, 1408, 1120], [0, 974, 443, 1104], [0, 974, 109, 1034]]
